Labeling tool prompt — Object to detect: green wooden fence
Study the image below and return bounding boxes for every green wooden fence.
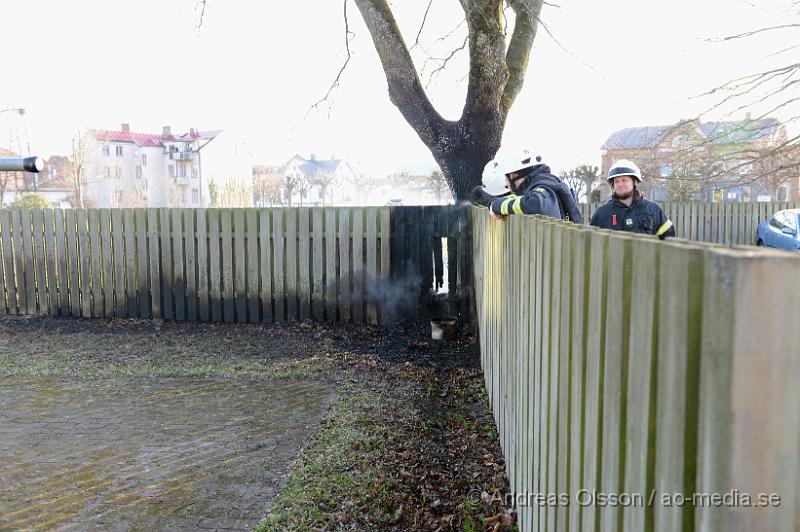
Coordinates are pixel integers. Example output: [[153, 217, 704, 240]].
[[0, 207, 473, 324], [580, 201, 800, 245], [473, 208, 800, 532]]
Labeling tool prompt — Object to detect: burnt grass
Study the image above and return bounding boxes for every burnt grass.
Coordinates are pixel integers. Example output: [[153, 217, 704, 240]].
[[0, 315, 514, 531]]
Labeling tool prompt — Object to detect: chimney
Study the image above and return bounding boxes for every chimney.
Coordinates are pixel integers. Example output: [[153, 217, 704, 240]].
[[121, 123, 130, 132], [310, 153, 316, 161], [162, 126, 172, 138], [190, 128, 197, 137]]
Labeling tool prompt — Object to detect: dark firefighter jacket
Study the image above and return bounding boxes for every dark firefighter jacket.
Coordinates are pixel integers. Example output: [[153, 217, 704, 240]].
[[488, 165, 583, 223], [589, 191, 675, 239]]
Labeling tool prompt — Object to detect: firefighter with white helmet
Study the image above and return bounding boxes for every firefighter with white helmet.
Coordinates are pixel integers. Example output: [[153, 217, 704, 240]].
[[590, 159, 675, 239], [471, 148, 582, 223]]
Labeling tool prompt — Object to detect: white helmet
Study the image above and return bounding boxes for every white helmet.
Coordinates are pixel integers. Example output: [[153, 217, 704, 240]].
[[501, 147, 543, 176], [481, 159, 509, 196], [607, 159, 642, 184]]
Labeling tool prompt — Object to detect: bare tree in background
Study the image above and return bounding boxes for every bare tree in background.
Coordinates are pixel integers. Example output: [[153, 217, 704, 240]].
[[346, 173, 382, 203], [253, 165, 283, 206], [560, 163, 599, 203], [695, 2, 800, 196], [195, 0, 545, 200], [219, 176, 254, 207], [70, 128, 92, 208]]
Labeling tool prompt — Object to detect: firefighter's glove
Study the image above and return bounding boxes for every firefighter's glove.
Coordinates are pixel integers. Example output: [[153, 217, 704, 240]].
[[470, 186, 496, 208]]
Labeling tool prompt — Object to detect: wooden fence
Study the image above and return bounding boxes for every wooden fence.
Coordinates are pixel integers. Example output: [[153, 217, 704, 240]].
[[473, 208, 800, 532], [0, 206, 472, 324], [580, 201, 800, 245]]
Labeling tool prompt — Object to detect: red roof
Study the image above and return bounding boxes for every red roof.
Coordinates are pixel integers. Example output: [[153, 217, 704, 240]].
[[90, 128, 221, 148]]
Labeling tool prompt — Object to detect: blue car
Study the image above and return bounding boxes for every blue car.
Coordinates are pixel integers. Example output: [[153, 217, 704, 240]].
[[756, 208, 800, 250]]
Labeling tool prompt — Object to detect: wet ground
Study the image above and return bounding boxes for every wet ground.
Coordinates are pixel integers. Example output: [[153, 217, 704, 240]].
[[0, 376, 335, 531], [0, 315, 502, 532]]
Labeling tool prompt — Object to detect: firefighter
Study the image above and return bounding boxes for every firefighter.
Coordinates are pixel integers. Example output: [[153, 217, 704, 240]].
[[471, 148, 582, 223], [589, 159, 675, 239]]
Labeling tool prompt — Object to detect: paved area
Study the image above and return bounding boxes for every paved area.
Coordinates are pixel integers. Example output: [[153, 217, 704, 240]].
[[0, 376, 336, 531]]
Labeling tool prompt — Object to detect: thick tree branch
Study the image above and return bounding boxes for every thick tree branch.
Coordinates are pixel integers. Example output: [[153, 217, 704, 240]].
[[502, 0, 542, 112], [354, 0, 447, 146], [460, 0, 507, 128]]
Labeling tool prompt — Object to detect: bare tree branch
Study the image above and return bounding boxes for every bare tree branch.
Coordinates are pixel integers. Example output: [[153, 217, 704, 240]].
[[502, 0, 542, 111], [354, 0, 447, 146], [413, 0, 435, 48], [306, 0, 356, 119], [707, 23, 800, 42]]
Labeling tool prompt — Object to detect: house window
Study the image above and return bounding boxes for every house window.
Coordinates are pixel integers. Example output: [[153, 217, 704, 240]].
[[136, 166, 143, 178], [168, 164, 175, 177], [115, 145, 124, 157], [192, 167, 197, 178], [192, 189, 199, 203], [105, 166, 111, 178], [660, 164, 672, 177], [179, 185, 188, 203], [115, 166, 122, 178], [102, 145, 110, 156], [179, 164, 187, 178], [115, 191, 123, 205], [141, 154, 147, 166]]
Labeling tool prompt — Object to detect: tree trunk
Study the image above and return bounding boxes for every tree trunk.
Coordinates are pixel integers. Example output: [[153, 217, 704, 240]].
[[355, 0, 542, 201]]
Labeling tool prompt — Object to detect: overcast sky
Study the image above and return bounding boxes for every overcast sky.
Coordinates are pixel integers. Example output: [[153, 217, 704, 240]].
[[1, 0, 797, 177]]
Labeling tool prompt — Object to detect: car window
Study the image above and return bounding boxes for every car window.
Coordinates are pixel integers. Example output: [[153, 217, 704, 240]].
[[770, 213, 785, 229], [787, 212, 799, 231]]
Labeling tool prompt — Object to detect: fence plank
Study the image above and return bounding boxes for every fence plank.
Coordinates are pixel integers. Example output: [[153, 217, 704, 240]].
[[208, 208, 222, 322], [272, 209, 285, 321], [135, 209, 150, 318], [312, 208, 324, 320], [220, 208, 234, 323], [338, 208, 351, 322], [31, 210, 49, 315], [196, 208, 209, 321], [0, 211, 9, 314], [42, 210, 58, 316], [111, 209, 126, 318], [599, 236, 633, 532], [159, 209, 174, 320], [259, 209, 272, 323], [352, 208, 364, 323], [122, 209, 137, 317], [285, 208, 298, 320], [325, 208, 337, 321], [622, 239, 659, 532], [654, 243, 704, 532], [366, 208, 378, 324], [13, 210, 34, 314], [184, 209, 197, 321], [297, 207, 311, 320], [246, 209, 259, 323], [147, 209, 161, 320], [63, 209, 80, 317], [77, 210, 92, 317], [233, 209, 246, 323], [172, 209, 186, 321], [379, 208, 391, 326]]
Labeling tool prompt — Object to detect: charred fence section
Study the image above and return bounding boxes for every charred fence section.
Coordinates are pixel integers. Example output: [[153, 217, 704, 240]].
[[0, 206, 472, 325]]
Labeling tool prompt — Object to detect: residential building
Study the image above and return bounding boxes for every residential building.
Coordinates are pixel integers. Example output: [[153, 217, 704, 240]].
[[86, 123, 220, 208], [280, 154, 360, 206], [601, 115, 799, 202]]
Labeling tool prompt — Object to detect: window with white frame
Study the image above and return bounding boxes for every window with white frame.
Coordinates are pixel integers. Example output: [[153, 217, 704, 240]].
[[102, 145, 110, 156], [136, 166, 143, 178], [168, 164, 175, 177], [192, 189, 199, 203], [179, 164, 187, 178], [141, 154, 147, 166], [115, 166, 122, 178], [115, 145, 124, 157], [192, 167, 197, 178]]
